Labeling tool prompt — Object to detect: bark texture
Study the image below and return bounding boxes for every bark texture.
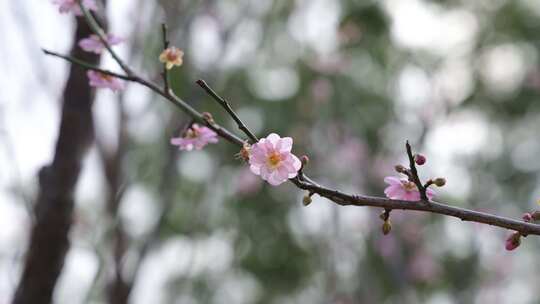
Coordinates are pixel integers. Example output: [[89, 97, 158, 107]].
[[13, 17, 99, 304]]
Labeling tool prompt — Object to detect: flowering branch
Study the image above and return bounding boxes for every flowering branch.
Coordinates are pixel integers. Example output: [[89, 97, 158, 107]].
[[42, 49, 136, 81], [78, 1, 134, 76], [42, 4, 540, 242], [405, 141, 428, 201]]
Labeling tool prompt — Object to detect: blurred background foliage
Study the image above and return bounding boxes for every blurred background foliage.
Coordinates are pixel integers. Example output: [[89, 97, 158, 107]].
[[2, 0, 540, 303]]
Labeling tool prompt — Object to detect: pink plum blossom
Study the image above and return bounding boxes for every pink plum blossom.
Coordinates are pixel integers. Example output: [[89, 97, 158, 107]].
[[78, 34, 123, 54], [87, 70, 125, 91], [52, 0, 97, 16], [170, 124, 218, 151], [248, 133, 302, 186], [384, 176, 435, 201], [159, 47, 184, 70]]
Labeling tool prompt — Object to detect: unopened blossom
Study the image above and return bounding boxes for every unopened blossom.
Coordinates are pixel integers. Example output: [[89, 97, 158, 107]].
[[87, 70, 125, 91], [414, 154, 426, 165], [384, 176, 435, 201], [52, 0, 97, 16], [170, 124, 218, 151], [248, 133, 302, 186], [505, 232, 521, 251], [79, 34, 123, 54], [522, 213, 532, 222], [159, 47, 184, 69]]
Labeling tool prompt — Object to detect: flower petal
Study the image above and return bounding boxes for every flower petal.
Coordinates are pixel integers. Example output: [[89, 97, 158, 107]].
[[384, 176, 402, 186], [278, 137, 293, 152], [266, 133, 280, 145]]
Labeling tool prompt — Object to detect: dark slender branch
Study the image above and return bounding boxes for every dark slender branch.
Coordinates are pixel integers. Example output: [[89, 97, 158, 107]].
[[405, 141, 428, 201], [43, 49, 135, 81], [161, 23, 171, 93], [78, 2, 134, 76], [42, 20, 540, 237], [195, 79, 259, 143], [291, 178, 540, 235]]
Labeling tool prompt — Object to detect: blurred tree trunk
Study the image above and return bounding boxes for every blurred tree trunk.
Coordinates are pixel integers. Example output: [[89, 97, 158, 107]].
[[12, 17, 99, 304]]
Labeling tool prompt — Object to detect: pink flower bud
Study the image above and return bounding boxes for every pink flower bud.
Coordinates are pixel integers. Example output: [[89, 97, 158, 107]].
[[522, 213, 532, 222], [414, 154, 426, 165], [202, 112, 214, 124], [505, 232, 521, 251], [433, 178, 446, 187], [300, 155, 310, 166], [394, 164, 406, 173]]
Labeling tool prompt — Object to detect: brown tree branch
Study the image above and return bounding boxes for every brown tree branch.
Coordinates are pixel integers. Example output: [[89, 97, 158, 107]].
[[14, 17, 100, 304], [195, 79, 259, 143], [42, 18, 540, 238]]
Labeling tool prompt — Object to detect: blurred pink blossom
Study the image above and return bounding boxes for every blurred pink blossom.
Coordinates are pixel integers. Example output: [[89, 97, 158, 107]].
[[310, 78, 333, 103], [87, 70, 125, 91], [52, 0, 97, 16], [249, 133, 301, 186], [384, 176, 435, 201], [374, 235, 398, 258], [78, 34, 123, 54], [170, 124, 218, 151], [235, 168, 262, 195], [408, 251, 440, 282]]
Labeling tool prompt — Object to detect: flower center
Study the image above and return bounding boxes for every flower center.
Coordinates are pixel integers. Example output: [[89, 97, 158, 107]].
[[185, 128, 199, 138], [166, 52, 178, 62], [267, 152, 281, 168], [99, 73, 112, 81], [402, 181, 417, 191]]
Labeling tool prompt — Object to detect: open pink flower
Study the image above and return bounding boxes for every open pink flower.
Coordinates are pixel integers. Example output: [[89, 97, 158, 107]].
[[170, 124, 218, 151], [248, 133, 301, 186], [52, 0, 97, 16], [79, 34, 123, 54], [87, 70, 125, 91], [384, 176, 435, 201]]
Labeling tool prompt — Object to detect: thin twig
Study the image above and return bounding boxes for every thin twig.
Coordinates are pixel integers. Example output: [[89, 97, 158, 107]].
[[42, 19, 540, 237], [406, 141, 428, 201], [161, 23, 171, 93], [43, 49, 135, 81], [78, 2, 134, 76], [195, 79, 259, 143]]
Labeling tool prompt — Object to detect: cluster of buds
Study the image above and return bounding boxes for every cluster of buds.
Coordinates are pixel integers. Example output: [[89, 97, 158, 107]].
[[385, 150, 442, 202]]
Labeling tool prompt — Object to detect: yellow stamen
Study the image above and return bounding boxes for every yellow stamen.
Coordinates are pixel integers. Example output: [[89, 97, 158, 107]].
[[267, 152, 281, 168], [402, 181, 417, 191], [185, 128, 199, 138], [99, 73, 112, 81]]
